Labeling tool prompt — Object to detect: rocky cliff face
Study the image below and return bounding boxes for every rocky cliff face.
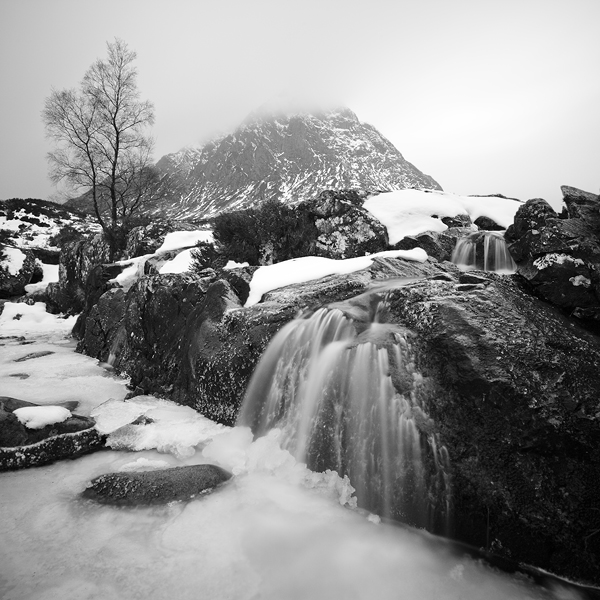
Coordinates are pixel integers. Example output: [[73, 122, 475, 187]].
[[155, 106, 441, 219]]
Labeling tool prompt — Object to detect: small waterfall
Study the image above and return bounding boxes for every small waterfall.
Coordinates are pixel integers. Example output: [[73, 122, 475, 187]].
[[451, 231, 516, 273], [238, 306, 452, 533]]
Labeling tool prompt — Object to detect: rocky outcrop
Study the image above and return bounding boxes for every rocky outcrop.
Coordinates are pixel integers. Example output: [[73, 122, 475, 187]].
[[81, 464, 232, 506], [150, 105, 442, 220], [505, 188, 600, 327], [46, 233, 112, 313], [384, 274, 600, 585], [0, 397, 104, 470]]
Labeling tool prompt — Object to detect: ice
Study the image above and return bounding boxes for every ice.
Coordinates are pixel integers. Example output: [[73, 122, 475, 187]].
[[364, 189, 521, 244], [0, 301, 580, 600], [13, 405, 72, 429], [118, 457, 172, 472], [159, 248, 195, 274], [156, 230, 214, 252], [1, 246, 26, 275], [202, 428, 357, 508], [92, 396, 228, 457], [245, 248, 427, 306]]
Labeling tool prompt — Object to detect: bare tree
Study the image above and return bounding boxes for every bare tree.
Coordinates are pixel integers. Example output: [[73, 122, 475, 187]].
[[43, 38, 161, 259]]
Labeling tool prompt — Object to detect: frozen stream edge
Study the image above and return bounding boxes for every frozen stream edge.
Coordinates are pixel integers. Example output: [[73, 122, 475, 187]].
[[0, 304, 581, 600]]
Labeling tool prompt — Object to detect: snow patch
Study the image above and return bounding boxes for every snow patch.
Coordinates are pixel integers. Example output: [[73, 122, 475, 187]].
[[0, 302, 77, 335], [159, 248, 195, 274], [1, 247, 26, 275], [13, 405, 72, 429], [570, 275, 591, 287], [364, 190, 521, 244], [245, 248, 427, 307], [25, 263, 59, 294], [533, 253, 585, 270], [157, 230, 213, 253]]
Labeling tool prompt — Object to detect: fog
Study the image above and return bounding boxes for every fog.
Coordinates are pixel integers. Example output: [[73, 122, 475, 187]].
[[1, 0, 599, 209]]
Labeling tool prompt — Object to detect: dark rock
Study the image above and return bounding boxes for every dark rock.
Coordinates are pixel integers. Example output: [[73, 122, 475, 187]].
[[307, 190, 389, 259], [13, 350, 54, 362], [81, 464, 232, 506], [385, 274, 600, 585], [473, 215, 504, 230], [441, 214, 472, 228], [47, 233, 112, 313], [0, 396, 102, 469], [393, 231, 459, 262], [505, 190, 600, 327], [0, 426, 105, 470], [458, 273, 488, 285], [0, 248, 36, 298]]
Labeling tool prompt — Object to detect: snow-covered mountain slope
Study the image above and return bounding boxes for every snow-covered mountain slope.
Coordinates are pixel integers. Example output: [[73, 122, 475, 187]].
[[154, 106, 442, 220], [0, 198, 95, 251]]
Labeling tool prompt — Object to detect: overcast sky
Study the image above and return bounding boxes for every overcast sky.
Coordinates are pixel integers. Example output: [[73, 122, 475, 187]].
[[1, 0, 599, 210]]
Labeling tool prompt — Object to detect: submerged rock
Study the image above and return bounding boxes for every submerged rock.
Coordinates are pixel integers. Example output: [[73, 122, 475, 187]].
[[81, 464, 232, 506]]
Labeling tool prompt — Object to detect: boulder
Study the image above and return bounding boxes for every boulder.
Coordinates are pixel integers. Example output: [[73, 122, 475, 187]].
[[307, 190, 389, 259], [384, 274, 600, 585], [505, 189, 600, 327], [0, 248, 36, 298], [0, 397, 103, 470], [81, 464, 232, 506], [47, 233, 112, 313]]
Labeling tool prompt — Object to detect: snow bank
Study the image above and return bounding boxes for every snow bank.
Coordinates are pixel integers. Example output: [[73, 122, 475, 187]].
[[13, 405, 72, 429], [159, 248, 195, 274], [364, 190, 522, 244], [1, 247, 26, 275], [25, 263, 59, 294], [0, 302, 77, 335], [157, 230, 213, 253], [245, 248, 427, 307]]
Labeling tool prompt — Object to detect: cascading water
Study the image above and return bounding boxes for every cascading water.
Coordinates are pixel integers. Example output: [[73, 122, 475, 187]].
[[451, 231, 516, 273], [238, 304, 452, 533]]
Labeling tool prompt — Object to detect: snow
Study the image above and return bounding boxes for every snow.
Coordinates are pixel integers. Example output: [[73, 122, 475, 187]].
[[224, 260, 250, 270], [364, 190, 522, 244], [13, 405, 72, 429], [1, 246, 26, 275], [157, 230, 214, 253], [159, 248, 195, 274], [245, 248, 427, 307], [25, 263, 59, 294], [0, 302, 77, 335]]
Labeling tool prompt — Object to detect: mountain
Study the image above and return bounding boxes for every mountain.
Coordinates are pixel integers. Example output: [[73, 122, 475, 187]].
[[154, 106, 442, 220]]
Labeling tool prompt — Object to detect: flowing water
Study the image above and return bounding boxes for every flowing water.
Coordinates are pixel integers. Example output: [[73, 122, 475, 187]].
[[0, 305, 594, 599], [451, 231, 516, 273], [239, 304, 451, 533]]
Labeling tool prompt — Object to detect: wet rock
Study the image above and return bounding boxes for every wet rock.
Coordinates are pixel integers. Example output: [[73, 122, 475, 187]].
[[81, 464, 232, 506], [385, 274, 600, 585]]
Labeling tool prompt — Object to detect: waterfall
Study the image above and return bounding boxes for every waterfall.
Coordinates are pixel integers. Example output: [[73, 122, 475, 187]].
[[451, 231, 516, 273], [238, 305, 452, 534]]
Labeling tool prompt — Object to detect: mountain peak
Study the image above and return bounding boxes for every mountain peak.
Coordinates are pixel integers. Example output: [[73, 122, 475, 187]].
[[155, 103, 442, 220]]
